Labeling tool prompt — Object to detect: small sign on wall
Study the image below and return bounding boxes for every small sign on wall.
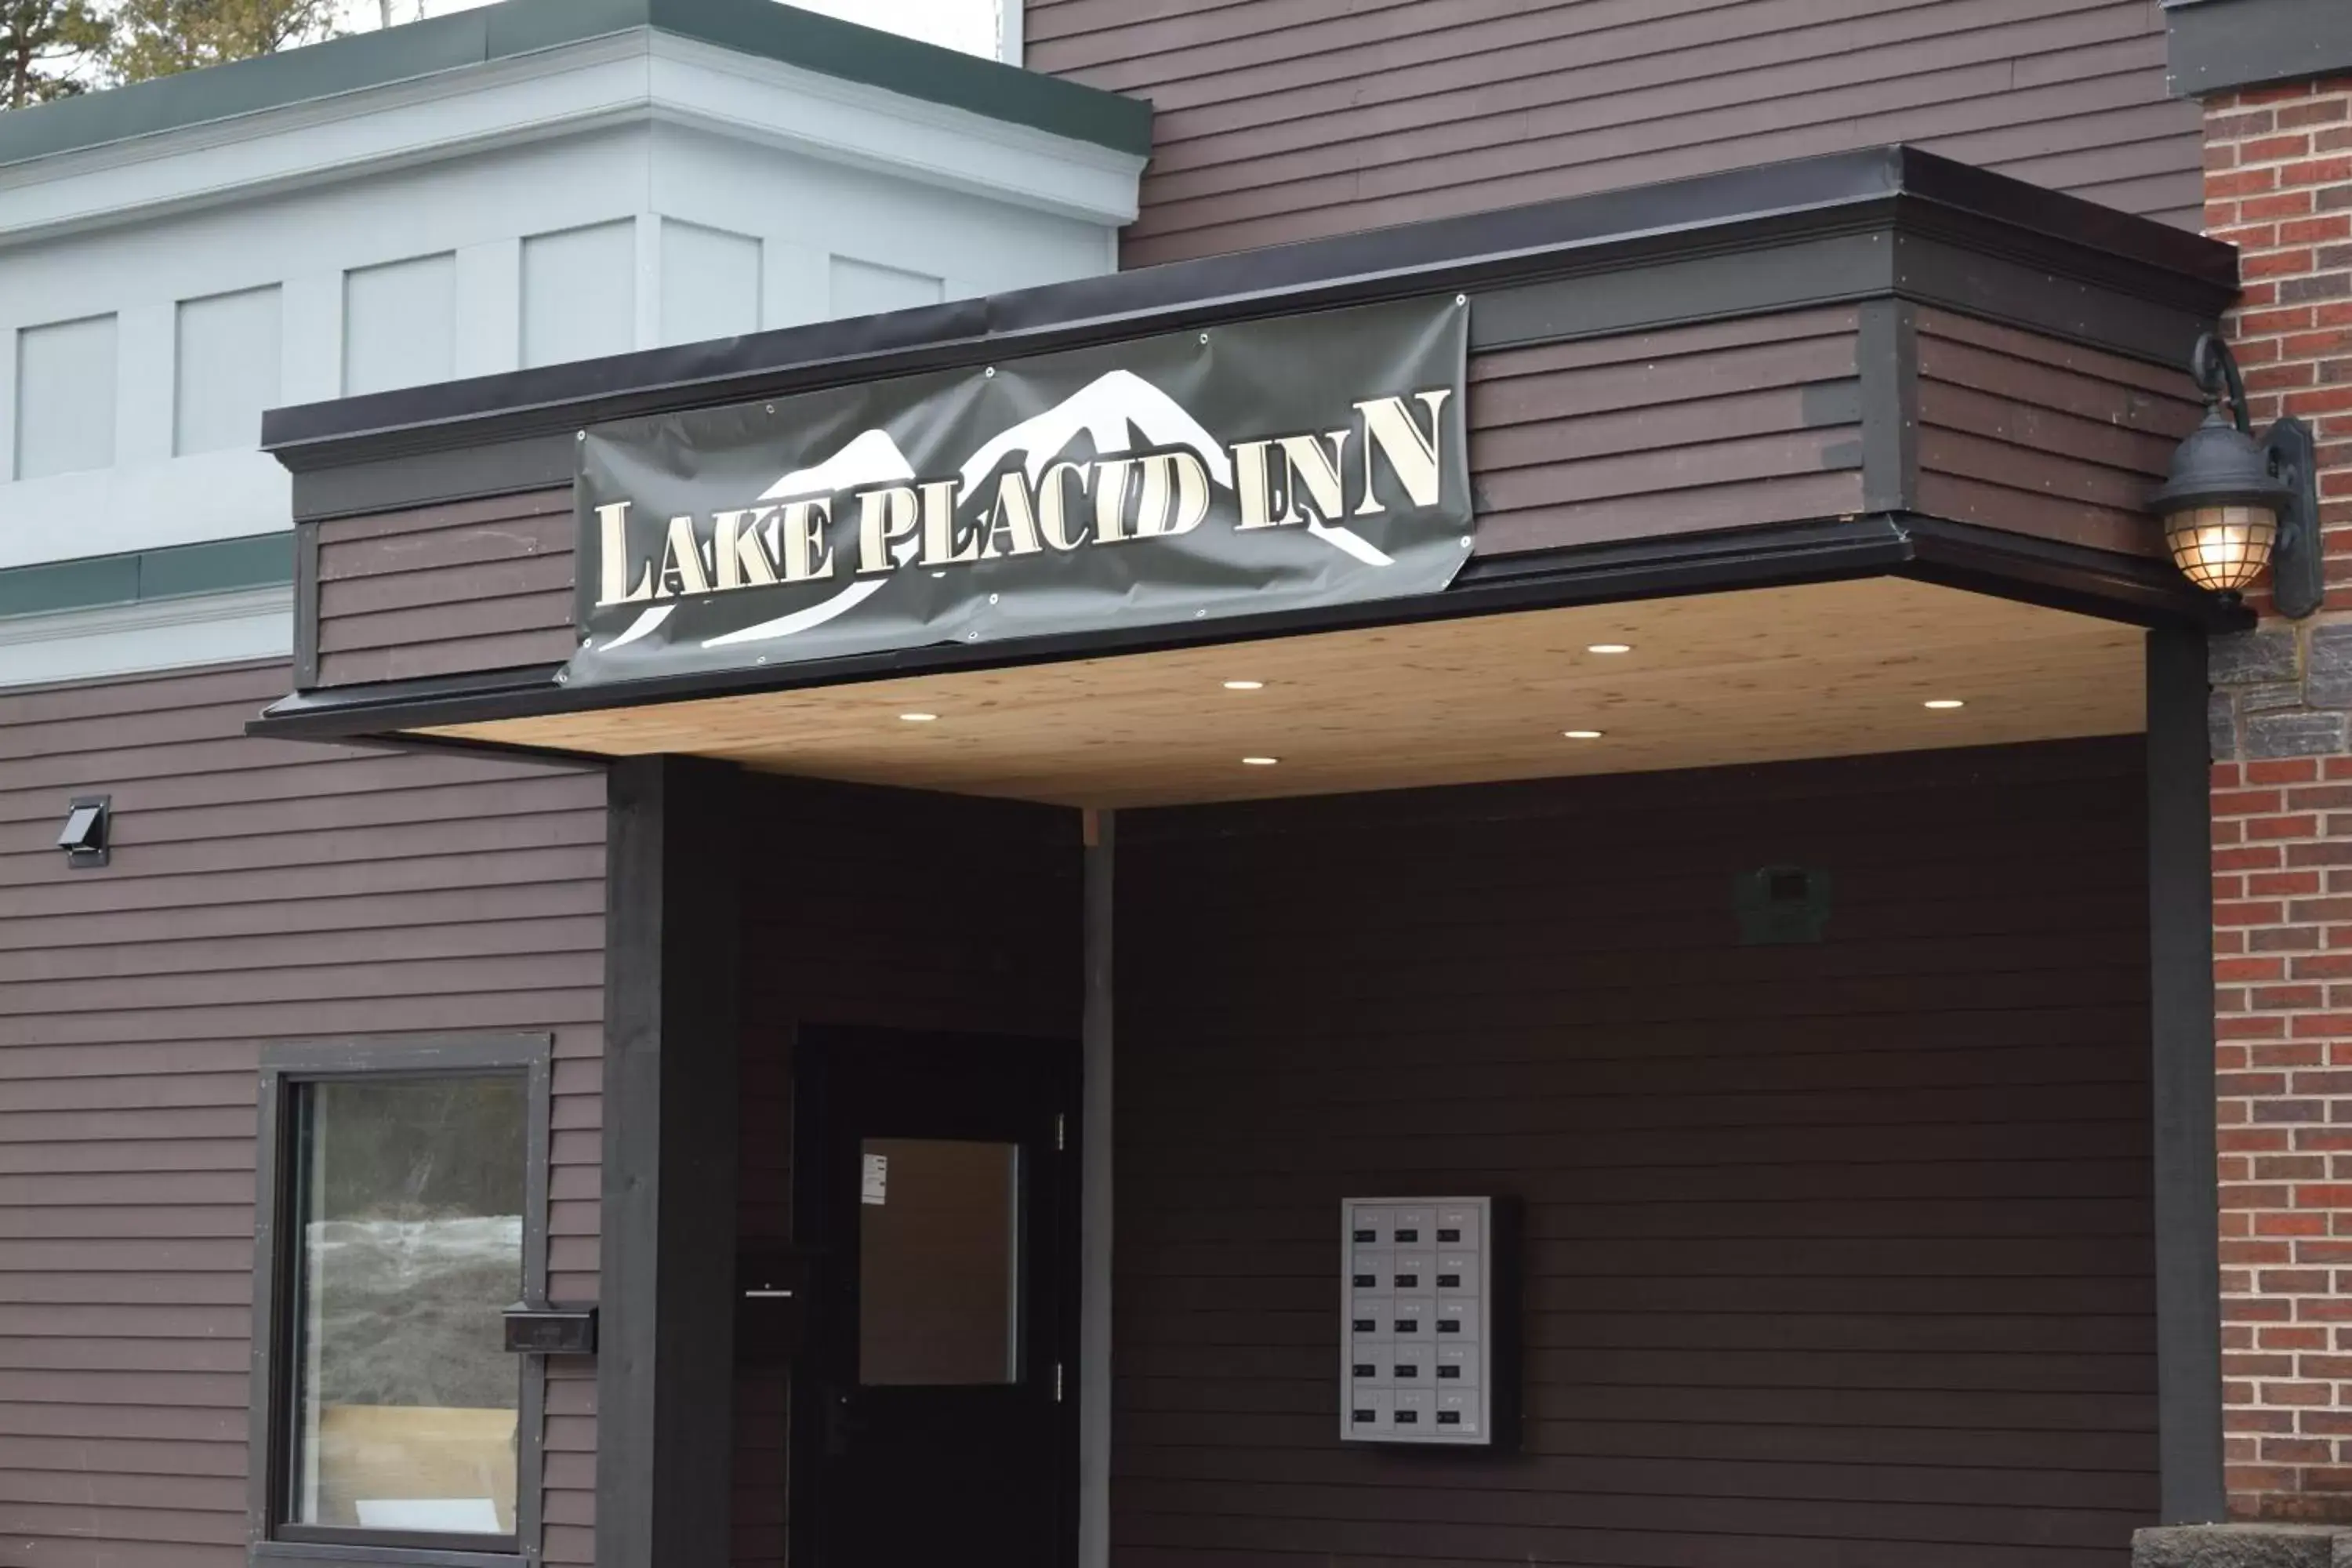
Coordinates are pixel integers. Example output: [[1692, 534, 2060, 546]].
[[1341, 1196, 1513, 1447], [861, 1153, 889, 1206]]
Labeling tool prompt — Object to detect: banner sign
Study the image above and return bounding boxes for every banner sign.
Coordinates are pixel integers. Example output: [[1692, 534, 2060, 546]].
[[566, 295, 1472, 687]]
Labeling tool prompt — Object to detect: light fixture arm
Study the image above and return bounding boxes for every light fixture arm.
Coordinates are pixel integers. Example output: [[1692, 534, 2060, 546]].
[[2191, 332, 2255, 435]]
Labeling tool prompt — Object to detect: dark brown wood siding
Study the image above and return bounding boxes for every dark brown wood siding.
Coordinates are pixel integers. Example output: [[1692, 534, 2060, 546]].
[[313, 488, 576, 688], [1914, 309, 2205, 559], [731, 778, 1081, 1566], [307, 310, 1865, 679], [0, 660, 604, 1568], [1468, 307, 1864, 558], [1031, 0, 2206, 267], [1113, 737, 2157, 1566]]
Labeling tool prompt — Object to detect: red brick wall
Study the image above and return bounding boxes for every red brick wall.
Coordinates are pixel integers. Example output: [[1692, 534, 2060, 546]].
[[2205, 74, 2352, 1523]]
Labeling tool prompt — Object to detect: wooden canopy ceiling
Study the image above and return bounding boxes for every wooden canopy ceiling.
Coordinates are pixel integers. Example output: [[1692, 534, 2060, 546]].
[[426, 579, 2146, 808]]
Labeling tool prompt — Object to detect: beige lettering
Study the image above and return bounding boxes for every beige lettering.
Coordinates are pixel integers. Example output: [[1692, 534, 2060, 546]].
[[597, 502, 655, 606], [1280, 430, 1350, 524], [712, 507, 780, 591], [1232, 441, 1278, 530], [657, 514, 710, 597], [1353, 389, 1451, 515], [1133, 451, 1211, 538], [1093, 458, 1135, 544], [981, 472, 1046, 558], [855, 486, 920, 575], [919, 479, 978, 566], [1039, 461, 1091, 551], [779, 499, 833, 583]]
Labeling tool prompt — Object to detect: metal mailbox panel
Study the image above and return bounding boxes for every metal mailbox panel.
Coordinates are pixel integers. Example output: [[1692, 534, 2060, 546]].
[[1340, 1195, 1508, 1446]]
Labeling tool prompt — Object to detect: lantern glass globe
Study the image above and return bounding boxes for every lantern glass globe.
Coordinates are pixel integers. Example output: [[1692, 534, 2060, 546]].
[[2163, 503, 2279, 594]]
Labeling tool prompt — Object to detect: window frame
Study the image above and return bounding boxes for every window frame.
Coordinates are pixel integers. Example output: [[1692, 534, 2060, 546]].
[[247, 1034, 554, 1568]]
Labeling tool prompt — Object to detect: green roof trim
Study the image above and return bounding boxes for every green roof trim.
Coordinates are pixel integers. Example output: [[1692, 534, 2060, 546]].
[[0, 534, 292, 620], [0, 0, 1151, 169]]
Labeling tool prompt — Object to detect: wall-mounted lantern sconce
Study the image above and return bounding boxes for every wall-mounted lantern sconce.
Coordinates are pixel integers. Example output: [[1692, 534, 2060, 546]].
[[2152, 332, 2323, 619], [56, 795, 109, 869]]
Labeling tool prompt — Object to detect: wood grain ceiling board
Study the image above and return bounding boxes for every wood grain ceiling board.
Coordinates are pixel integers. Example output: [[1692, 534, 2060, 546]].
[[425, 579, 2147, 808]]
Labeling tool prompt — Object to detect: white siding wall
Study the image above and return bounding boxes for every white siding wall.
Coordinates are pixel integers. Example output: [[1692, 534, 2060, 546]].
[[830, 256, 946, 317], [0, 108, 1122, 573]]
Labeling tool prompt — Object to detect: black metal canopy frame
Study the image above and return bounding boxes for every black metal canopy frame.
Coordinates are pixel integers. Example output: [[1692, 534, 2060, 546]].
[[248, 144, 2248, 748]]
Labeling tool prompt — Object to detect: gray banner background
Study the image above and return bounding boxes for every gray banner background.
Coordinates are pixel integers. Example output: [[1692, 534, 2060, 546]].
[[566, 296, 1470, 687]]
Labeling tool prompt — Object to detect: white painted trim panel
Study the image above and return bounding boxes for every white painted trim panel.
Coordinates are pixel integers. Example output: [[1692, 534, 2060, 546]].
[[646, 34, 1141, 225], [0, 585, 292, 688], [0, 31, 1142, 244], [0, 453, 289, 570]]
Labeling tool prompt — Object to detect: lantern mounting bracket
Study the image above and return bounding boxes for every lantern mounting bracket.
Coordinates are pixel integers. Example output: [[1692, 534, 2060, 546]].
[[2264, 414, 2323, 622]]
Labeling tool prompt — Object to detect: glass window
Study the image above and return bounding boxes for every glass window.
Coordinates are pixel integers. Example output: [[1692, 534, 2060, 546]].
[[285, 1074, 525, 1541], [858, 1137, 1021, 1385]]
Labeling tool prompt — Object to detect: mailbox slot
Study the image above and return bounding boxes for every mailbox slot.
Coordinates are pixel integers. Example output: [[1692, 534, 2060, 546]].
[[502, 1305, 598, 1356]]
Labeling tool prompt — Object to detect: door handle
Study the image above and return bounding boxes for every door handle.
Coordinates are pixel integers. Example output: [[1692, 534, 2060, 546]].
[[824, 1388, 857, 1456]]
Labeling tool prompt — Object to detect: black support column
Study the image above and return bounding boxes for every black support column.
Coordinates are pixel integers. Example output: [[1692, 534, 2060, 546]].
[[598, 757, 743, 1568], [2149, 625, 2226, 1526]]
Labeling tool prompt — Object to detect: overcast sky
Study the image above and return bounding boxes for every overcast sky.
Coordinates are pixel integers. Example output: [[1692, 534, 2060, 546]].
[[338, 0, 1000, 58]]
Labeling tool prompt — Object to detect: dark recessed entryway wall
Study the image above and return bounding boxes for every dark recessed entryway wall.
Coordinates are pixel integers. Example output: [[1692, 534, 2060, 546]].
[[729, 778, 1083, 1566], [1113, 737, 2158, 1566]]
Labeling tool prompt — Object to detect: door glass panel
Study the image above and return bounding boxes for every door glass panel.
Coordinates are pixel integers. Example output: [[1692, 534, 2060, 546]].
[[858, 1138, 1021, 1385]]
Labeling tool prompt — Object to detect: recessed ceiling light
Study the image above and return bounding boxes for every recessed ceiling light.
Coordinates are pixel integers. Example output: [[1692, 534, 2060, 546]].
[[1586, 643, 1632, 655], [1222, 680, 1265, 691], [899, 712, 938, 722], [1241, 756, 1279, 766], [1922, 699, 1965, 710], [1563, 729, 1605, 740]]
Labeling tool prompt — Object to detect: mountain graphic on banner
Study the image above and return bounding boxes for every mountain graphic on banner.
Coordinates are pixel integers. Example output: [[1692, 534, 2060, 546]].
[[597, 428, 919, 653], [699, 429, 920, 649], [593, 362, 1410, 655], [564, 296, 1469, 685], [960, 371, 1387, 566], [959, 368, 1233, 488]]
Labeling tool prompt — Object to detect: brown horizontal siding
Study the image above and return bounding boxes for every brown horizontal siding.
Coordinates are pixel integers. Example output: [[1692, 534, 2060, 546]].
[[0, 659, 604, 1568], [731, 777, 1080, 1566], [309, 313, 1866, 676], [1113, 737, 2154, 1566], [313, 488, 577, 688], [1029, 0, 2204, 266], [1468, 307, 1866, 557], [1913, 309, 2204, 557]]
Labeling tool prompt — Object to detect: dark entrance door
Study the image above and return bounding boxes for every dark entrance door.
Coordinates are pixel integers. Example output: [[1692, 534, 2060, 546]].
[[791, 1027, 1080, 1568]]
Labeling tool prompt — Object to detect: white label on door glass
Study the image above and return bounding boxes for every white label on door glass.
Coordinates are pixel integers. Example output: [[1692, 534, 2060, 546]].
[[861, 1153, 888, 1205]]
